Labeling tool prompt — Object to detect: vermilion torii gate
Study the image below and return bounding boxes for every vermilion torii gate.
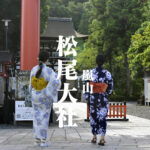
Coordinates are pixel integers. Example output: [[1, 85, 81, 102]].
[[20, 0, 40, 70]]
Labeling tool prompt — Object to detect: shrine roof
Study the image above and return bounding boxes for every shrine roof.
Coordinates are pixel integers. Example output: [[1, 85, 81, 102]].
[[41, 17, 88, 39]]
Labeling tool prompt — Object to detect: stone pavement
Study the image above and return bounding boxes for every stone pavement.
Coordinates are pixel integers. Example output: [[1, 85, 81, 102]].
[[1, 102, 150, 150], [127, 102, 150, 120], [1, 115, 150, 150]]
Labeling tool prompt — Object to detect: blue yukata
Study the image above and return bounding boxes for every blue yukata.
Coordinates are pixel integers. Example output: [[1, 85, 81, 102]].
[[85, 67, 113, 135], [29, 64, 61, 140]]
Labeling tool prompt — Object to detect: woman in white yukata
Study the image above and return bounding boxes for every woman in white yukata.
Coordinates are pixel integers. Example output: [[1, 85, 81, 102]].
[[29, 51, 61, 147]]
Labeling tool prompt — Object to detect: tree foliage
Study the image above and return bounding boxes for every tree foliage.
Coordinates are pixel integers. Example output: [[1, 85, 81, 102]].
[[76, 0, 147, 99], [0, 0, 50, 54], [128, 21, 150, 78], [48, 0, 90, 34], [0, 0, 21, 52], [40, 0, 51, 34], [1, 0, 150, 100]]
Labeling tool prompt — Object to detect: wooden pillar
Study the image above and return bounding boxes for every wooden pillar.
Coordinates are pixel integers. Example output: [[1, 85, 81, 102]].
[[20, 0, 40, 70]]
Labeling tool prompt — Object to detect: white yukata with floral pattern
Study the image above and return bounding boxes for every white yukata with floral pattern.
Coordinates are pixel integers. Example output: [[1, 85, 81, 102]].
[[29, 64, 61, 140]]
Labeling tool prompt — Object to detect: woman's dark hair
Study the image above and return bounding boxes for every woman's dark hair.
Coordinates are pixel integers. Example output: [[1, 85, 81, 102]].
[[35, 51, 49, 78], [96, 54, 105, 67]]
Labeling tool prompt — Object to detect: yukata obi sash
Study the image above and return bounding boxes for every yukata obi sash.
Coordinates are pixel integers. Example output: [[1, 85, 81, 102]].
[[31, 76, 48, 91], [90, 82, 108, 93]]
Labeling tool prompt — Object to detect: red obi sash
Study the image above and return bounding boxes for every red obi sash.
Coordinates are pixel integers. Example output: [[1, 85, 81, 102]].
[[89, 82, 108, 93]]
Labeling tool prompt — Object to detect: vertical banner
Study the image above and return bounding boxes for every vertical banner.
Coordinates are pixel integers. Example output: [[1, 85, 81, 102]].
[[20, 0, 40, 70]]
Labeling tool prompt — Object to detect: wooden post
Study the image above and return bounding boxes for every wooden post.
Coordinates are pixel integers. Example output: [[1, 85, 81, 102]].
[[109, 103, 111, 118], [117, 103, 119, 118], [124, 102, 127, 119], [120, 103, 122, 118], [107, 102, 129, 121], [20, 0, 40, 70], [113, 103, 115, 118]]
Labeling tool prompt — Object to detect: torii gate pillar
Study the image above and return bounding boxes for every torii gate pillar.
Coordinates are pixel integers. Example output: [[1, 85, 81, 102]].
[[20, 0, 40, 70]]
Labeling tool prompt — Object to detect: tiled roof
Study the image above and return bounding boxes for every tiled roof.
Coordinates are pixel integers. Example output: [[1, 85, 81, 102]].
[[41, 17, 88, 38]]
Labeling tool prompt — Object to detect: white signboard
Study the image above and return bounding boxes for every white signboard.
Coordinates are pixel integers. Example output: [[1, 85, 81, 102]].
[[15, 101, 33, 121]]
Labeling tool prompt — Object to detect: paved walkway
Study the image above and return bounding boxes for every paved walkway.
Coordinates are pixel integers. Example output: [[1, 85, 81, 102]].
[[1, 102, 150, 150], [127, 102, 150, 119]]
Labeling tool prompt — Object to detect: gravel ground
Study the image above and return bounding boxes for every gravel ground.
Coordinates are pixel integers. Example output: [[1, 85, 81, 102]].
[[127, 102, 150, 120]]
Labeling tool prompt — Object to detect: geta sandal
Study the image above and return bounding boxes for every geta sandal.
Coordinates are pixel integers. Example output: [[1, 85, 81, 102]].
[[98, 139, 105, 146]]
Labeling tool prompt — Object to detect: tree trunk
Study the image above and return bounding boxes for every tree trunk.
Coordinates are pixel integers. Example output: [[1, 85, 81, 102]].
[[109, 56, 112, 73], [123, 52, 130, 99]]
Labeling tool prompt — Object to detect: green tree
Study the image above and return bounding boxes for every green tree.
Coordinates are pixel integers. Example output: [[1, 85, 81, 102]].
[[48, 0, 69, 17], [0, 0, 50, 54], [78, 1, 92, 34], [77, 0, 146, 99], [0, 0, 21, 52], [67, 2, 84, 30], [128, 21, 150, 78], [40, 0, 51, 34], [48, 0, 90, 33]]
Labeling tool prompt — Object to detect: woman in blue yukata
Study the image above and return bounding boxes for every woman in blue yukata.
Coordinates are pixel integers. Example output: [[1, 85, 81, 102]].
[[85, 54, 113, 146], [29, 51, 61, 147]]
